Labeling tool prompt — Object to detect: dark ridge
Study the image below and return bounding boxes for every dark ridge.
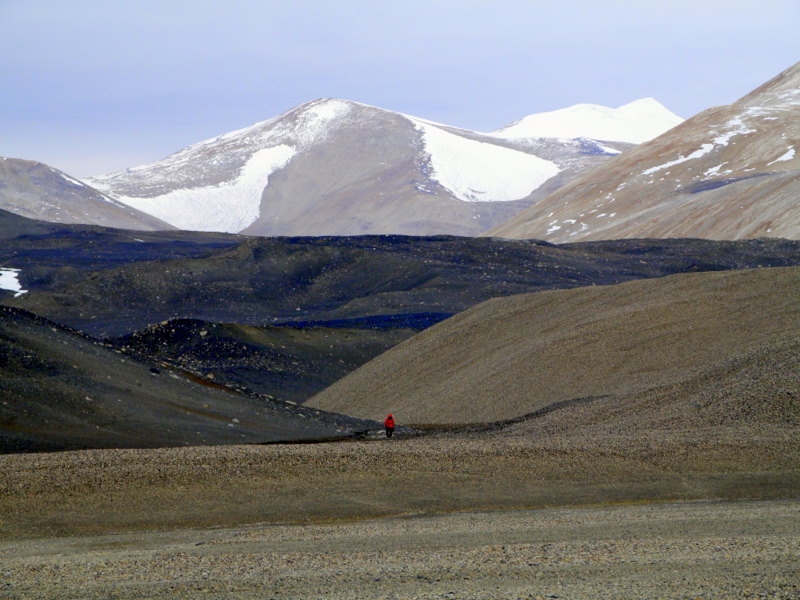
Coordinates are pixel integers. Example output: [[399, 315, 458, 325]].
[[272, 312, 453, 330], [687, 172, 772, 194]]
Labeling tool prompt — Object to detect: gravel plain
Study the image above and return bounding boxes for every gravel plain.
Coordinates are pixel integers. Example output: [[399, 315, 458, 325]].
[[1, 420, 799, 599], [1, 499, 798, 599]]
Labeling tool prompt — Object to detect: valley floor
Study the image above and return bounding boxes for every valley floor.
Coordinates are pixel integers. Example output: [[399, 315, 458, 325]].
[[1, 422, 798, 599], [1, 499, 798, 599]]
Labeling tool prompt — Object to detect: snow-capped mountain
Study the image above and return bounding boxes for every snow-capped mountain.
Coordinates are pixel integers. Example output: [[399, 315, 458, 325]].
[[86, 98, 680, 237], [491, 98, 683, 144], [488, 62, 800, 242], [0, 157, 174, 231]]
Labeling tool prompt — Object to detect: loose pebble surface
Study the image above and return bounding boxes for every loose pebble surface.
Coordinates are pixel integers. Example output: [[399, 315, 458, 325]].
[[1, 499, 798, 599]]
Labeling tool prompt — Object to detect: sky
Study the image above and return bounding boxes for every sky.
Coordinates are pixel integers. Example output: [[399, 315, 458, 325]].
[[1, 0, 799, 177]]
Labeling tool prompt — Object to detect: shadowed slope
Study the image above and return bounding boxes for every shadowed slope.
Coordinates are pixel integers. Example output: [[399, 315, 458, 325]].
[[0, 307, 368, 453], [307, 266, 800, 425], [111, 318, 416, 403]]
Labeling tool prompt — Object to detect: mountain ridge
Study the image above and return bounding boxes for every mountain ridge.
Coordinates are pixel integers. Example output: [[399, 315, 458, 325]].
[[84, 97, 678, 236], [487, 61, 800, 241]]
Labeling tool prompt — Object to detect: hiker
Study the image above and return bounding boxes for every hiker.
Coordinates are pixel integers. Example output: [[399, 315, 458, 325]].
[[384, 414, 395, 438]]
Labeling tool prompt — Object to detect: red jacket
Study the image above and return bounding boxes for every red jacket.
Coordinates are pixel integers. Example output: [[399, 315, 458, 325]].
[[384, 415, 395, 428]]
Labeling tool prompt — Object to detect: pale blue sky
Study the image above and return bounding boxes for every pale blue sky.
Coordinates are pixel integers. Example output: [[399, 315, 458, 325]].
[[2, 0, 798, 177]]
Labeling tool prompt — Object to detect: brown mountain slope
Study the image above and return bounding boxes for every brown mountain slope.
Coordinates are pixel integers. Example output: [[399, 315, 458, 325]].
[[307, 266, 800, 425], [0, 157, 174, 231], [486, 61, 800, 241]]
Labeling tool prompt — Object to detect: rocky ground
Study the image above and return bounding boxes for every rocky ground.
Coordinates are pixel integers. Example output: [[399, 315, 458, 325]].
[[1, 414, 798, 598], [1, 498, 797, 599]]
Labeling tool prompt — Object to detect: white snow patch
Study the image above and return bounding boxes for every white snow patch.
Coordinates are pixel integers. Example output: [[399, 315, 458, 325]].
[[409, 119, 560, 202], [113, 145, 296, 232], [546, 224, 561, 234], [703, 163, 728, 177], [641, 113, 760, 177], [595, 142, 622, 155], [0, 268, 28, 297], [768, 146, 795, 165], [491, 98, 683, 144], [713, 116, 756, 146], [58, 172, 86, 188], [289, 99, 354, 147], [642, 144, 715, 176]]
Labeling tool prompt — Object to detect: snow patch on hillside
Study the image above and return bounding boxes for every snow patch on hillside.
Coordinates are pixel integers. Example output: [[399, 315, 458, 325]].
[[492, 98, 683, 144], [642, 144, 715, 176], [0, 268, 27, 297], [410, 119, 560, 202], [642, 114, 761, 177], [112, 145, 296, 232], [58, 171, 86, 188], [768, 146, 796, 165], [291, 99, 354, 147]]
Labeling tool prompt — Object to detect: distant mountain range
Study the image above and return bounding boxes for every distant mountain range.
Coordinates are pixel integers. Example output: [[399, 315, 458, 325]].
[[81, 98, 679, 236], [489, 61, 800, 241], [3, 63, 799, 241]]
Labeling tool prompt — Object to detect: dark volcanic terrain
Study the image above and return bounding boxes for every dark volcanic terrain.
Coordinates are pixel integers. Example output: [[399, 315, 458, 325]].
[[3, 209, 800, 408], [4, 210, 800, 340], [0, 306, 370, 453], [111, 318, 417, 403]]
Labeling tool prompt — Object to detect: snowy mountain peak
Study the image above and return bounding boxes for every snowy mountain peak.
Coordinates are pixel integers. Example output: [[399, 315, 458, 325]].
[[491, 98, 684, 144], [86, 96, 655, 235], [618, 97, 669, 111], [487, 61, 800, 242]]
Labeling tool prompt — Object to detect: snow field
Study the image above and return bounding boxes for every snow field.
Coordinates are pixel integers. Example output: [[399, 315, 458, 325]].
[[410, 119, 560, 202], [112, 145, 296, 232], [492, 98, 684, 144], [0, 268, 28, 297]]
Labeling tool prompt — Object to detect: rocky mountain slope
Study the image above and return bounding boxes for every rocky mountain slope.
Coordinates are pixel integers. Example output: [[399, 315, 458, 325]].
[[111, 318, 417, 403], [0, 157, 173, 231], [488, 61, 800, 241], [0, 306, 369, 453], [307, 266, 800, 425], [86, 98, 679, 236]]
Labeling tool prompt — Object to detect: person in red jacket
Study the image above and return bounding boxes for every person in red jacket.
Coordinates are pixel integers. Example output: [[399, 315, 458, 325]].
[[384, 414, 395, 439]]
